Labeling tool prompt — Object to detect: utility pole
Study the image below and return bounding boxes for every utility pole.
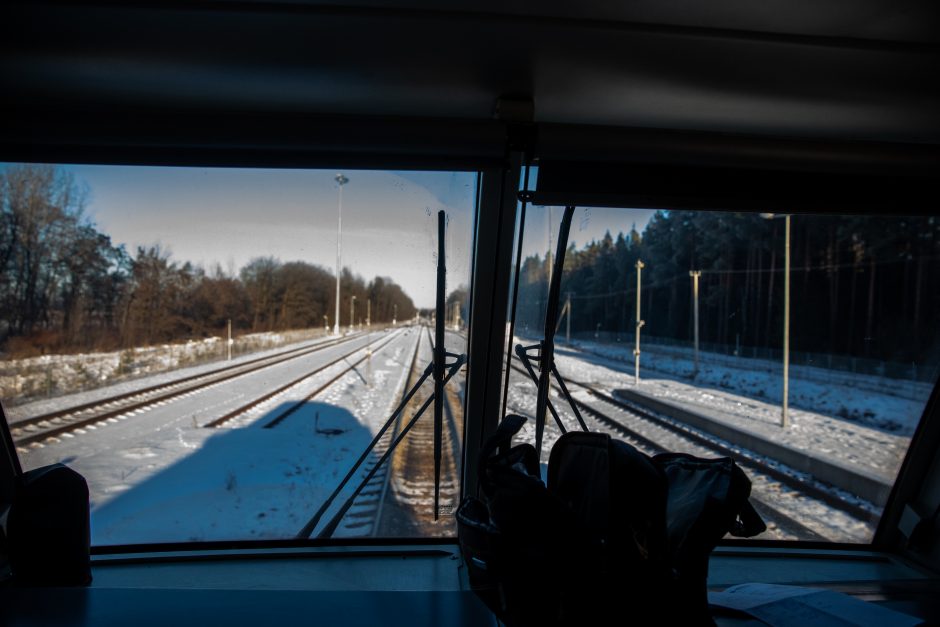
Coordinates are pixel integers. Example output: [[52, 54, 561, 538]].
[[634, 260, 645, 385], [333, 173, 348, 336], [566, 292, 572, 344], [783, 214, 791, 428], [227, 318, 232, 361], [761, 213, 791, 428], [547, 207, 554, 285], [689, 271, 701, 377], [350, 295, 357, 334]]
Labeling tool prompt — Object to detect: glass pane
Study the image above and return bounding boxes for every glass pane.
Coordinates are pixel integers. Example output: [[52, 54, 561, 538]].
[[1, 163, 475, 544], [504, 206, 939, 543]]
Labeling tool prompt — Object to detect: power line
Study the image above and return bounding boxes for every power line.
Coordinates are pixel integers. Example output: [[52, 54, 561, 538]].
[[522, 251, 939, 305], [700, 254, 940, 276]]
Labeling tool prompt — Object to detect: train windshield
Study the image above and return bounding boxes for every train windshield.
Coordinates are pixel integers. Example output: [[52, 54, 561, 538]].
[[502, 199, 939, 543], [1, 163, 475, 545]]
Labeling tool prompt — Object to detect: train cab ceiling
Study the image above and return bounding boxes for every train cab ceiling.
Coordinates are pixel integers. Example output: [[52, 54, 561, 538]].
[[2, 0, 940, 164]]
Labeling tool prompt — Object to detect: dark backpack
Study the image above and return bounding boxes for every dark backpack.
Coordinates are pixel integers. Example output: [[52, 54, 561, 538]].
[[456, 415, 765, 626]]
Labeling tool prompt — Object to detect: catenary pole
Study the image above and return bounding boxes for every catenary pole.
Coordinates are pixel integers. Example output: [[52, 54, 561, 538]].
[[566, 292, 572, 345], [350, 295, 356, 333], [333, 174, 348, 335], [783, 214, 791, 428], [761, 212, 791, 428], [689, 271, 701, 377], [634, 260, 645, 385]]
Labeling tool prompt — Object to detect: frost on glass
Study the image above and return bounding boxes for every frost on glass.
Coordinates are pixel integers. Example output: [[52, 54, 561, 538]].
[[504, 207, 938, 542], [1, 164, 475, 544]]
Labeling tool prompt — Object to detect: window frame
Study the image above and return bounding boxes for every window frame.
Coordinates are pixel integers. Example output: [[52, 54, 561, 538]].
[[1, 122, 938, 557]]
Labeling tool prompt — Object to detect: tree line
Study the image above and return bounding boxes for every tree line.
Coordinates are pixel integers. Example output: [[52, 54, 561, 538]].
[[0, 164, 417, 357], [515, 210, 940, 365]]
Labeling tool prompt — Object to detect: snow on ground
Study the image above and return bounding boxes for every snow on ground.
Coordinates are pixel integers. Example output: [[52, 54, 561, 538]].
[[17, 328, 418, 545], [565, 339, 931, 436], [0, 327, 334, 409], [545, 341, 915, 482], [503, 366, 875, 542], [87, 405, 374, 544], [11, 323, 917, 544], [3, 330, 352, 425]]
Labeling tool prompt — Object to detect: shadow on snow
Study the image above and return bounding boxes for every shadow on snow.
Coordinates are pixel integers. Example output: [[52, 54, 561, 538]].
[[90, 400, 384, 545]]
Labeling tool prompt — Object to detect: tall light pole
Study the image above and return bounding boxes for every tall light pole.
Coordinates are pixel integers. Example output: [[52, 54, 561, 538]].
[[350, 295, 357, 334], [761, 213, 791, 428], [634, 260, 645, 385], [333, 173, 349, 336], [783, 214, 791, 428], [566, 292, 572, 345], [689, 270, 701, 377]]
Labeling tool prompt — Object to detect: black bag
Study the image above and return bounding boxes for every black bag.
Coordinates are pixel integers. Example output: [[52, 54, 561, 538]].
[[457, 415, 593, 626], [7, 463, 92, 586], [457, 415, 765, 626], [656, 453, 766, 624]]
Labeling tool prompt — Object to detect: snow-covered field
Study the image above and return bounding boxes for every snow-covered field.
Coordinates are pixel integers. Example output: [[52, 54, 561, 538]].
[[92, 337, 417, 544], [503, 341, 905, 542], [7, 324, 925, 545], [16, 329, 424, 545], [502, 373, 875, 542], [547, 339, 923, 483], [0, 328, 332, 407], [565, 339, 931, 436]]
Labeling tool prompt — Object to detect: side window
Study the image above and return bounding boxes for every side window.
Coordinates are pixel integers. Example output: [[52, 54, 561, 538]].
[[1, 164, 475, 544], [504, 205, 939, 543]]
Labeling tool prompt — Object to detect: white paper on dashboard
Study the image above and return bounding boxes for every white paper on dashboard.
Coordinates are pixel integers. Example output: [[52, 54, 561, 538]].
[[708, 583, 921, 627]]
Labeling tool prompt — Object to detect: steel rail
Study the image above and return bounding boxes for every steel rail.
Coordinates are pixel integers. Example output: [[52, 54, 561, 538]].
[[508, 360, 876, 540], [372, 328, 426, 534], [205, 330, 403, 429], [12, 333, 376, 446], [10, 332, 363, 430]]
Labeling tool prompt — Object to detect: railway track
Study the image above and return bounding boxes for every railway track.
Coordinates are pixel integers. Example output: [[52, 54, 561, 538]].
[[369, 328, 426, 535], [289, 326, 428, 538], [371, 326, 463, 536], [507, 360, 875, 542], [9, 331, 374, 447], [294, 325, 465, 538], [208, 330, 403, 429]]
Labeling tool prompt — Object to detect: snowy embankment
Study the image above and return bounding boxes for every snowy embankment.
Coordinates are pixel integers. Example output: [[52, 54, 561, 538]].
[[566, 339, 930, 436], [0, 328, 331, 409], [548, 340, 923, 483], [87, 329, 419, 545]]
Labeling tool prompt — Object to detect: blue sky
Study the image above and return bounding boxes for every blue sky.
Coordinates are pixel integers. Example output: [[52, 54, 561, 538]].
[[518, 167, 656, 261], [55, 165, 476, 308], [3, 163, 655, 307], [520, 205, 656, 262]]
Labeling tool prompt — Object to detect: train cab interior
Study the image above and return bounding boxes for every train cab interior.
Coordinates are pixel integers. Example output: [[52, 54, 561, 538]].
[[2, 1, 940, 625]]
